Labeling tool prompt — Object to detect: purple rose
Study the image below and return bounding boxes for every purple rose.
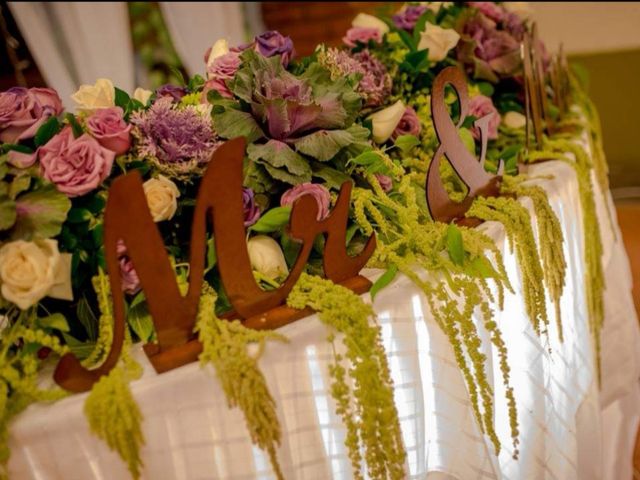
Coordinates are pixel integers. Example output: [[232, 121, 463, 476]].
[[468, 95, 500, 140], [391, 107, 421, 139], [392, 5, 428, 31], [155, 84, 187, 103], [281, 183, 331, 221], [86, 107, 131, 155], [467, 2, 506, 22], [375, 174, 393, 193], [243, 187, 260, 227], [342, 27, 382, 48], [39, 127, 115, 197], [117, 240, 141, 295], [0, 87, 63, 144], [254, 31, 294, 66], [208, 52, 241, 80]]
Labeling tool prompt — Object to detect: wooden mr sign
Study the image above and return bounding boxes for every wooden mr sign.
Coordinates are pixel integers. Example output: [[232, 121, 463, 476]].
[[54, 138, 376, 392]]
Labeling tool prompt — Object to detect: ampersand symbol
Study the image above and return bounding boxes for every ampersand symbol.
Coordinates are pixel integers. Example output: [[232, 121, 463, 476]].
[[426, 66, 503, 223]]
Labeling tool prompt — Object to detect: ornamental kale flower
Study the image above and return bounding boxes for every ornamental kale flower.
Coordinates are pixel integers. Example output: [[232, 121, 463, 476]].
[[457, 12, 521, 82], [392, 5, 428, 31], [131, 97, 220, 178]]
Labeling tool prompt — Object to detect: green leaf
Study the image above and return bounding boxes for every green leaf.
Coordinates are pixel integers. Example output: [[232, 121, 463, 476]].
[[34, 117, 61, 146], [169, 65, 187, 86], [8, 175, 30, 200], [395, 27, 416, 51], [0, 195, 17, 231], [477, 82, 495, 97], [65, 113, 84, 138], [461, 115, 478, 130], [460, 127, 476, 155], [37, 313, 69, 332], [114, 87, 131, 109], [291, 129, 354, 161], [11, 184, 71, 240], [188, 74, 206, 92], [248, 140, 312, 185], [370, 264, 398, 300], [67, 207, 94, 224], [349, 150, 380, 167], [402, 49, 430, 73], [310, 162, 352, 190], [213, 107, 265, 143], [2, 143, 33, 155], [250, 206, 291, 233], [61, 332, 96, 360], [466, 255, 499, 279], [394, 134, 420, 154], [128, 301, 155, 343], [206, 236, 217, 273], [446, 224, 465, 266], [77, 295, 98, 340]]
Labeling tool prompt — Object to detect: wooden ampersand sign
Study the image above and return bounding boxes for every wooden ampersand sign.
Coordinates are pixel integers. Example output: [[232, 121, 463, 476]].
[[425, 66, 502, 223], [54, 138, 376, 392]]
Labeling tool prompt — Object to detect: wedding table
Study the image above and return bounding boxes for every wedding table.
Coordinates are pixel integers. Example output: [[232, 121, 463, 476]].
[[7, 134, 640, 480]]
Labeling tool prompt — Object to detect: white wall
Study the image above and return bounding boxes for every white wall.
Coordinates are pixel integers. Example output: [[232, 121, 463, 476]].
[[531, 2, 640, 55]]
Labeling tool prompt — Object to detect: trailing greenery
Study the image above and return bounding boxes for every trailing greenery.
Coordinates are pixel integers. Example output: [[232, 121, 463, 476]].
[[0, 309, 69, 479], [352, 175, 519, 458], [468, 196, 549, 339], [83, 271, 145, 479], [501, 175, 567, 341], [287, 273, 406, 480], [195, 283, 287, 480], [81, 271, 115, 369]]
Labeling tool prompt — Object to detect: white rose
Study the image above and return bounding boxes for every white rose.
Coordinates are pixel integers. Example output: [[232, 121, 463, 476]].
[[207, 38, 230, 71], [352, 13, 389, 35], [418, 24, 460, 62], [133, 87, 153, 105], [143, 175, 181, 222], [0, 239, 72, 310], [419, 2, 453, 13], [368, 100, 406, 144], [503, 2, 533, 19], [503, 111, 527, 129], [247, 235, 289, 280], [71, 78, 115, 112]]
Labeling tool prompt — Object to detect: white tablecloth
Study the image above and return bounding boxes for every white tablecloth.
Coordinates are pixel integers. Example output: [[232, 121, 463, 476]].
[[8, 138, 640, 479]]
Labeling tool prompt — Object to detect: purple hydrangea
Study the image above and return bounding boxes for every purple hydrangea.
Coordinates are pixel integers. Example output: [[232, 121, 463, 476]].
[[392, 5, 428, 30], [131, 97, 220, 177], [243, 187, 261, 226]]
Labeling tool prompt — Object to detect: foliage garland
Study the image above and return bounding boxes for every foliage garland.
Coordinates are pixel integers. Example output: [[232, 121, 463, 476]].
[[195, 283, 287, 480], [287, 273, 406, 479]]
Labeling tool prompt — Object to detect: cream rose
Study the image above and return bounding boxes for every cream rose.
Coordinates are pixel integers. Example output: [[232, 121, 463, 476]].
[[503, 111, 527, 129], [420, 2, 453, 12], [207, 38, 230, 71], [71, 78, 115, 112], [247, 235, 289, 280], [352, 13, 389, 35], [0, 239, 72, 310], [368, 100, 406, 144], [143, 175, 180, 222], [133, 87, 153, 105], [417, 24, 460, 62]]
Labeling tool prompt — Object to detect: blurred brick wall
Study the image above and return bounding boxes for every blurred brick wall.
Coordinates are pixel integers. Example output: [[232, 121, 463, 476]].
[[261, 2, 391, 56]]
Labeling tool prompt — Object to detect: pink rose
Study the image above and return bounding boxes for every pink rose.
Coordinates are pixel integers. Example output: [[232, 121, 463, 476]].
[[202, 77, 233, 100], [468, 95, 500, 140], [39, 127, 115, 197], [467, 2, 506, 22], [391, 106, 421, 140], [0, 87, 63, 144], [343, 27, 382, 48], [375, 174, 393, 193], [208, 52, 241, 80], [281, 183, 331, 221], [117, 240, 141, 295], [86, 107, 131, 155]]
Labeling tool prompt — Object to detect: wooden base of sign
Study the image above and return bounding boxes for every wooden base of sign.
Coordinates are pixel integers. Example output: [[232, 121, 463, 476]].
[[143, 275, 372, 374]]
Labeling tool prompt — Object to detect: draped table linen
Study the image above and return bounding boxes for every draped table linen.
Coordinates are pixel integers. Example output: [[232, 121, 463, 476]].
[[7, 137, 640, 480]]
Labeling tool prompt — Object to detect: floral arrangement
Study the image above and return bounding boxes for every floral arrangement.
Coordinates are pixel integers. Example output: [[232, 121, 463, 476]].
[[0, 2, 607, 479]]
